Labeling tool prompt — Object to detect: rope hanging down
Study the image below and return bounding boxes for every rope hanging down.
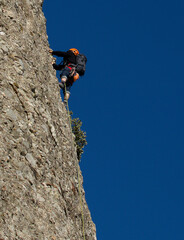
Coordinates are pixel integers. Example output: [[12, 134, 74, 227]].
[[64, 83, 86, 240]]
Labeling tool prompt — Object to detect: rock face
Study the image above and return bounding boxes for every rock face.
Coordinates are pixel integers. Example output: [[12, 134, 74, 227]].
[[0, 0, 96, 239]]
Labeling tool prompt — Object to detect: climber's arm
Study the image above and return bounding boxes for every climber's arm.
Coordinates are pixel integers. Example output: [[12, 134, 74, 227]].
[[52, 63, 63, 70], [51, 51, 68, 57]]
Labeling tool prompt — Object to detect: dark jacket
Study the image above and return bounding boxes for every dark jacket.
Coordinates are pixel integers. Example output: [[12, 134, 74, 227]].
[[52, 50, 77, 70]]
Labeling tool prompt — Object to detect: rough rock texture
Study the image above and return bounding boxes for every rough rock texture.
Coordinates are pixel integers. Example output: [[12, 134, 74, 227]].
[[0, 0, 96, 239]]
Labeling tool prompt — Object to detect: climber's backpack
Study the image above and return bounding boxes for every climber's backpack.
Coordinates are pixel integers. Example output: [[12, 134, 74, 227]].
[[75, 54, 87, 76]]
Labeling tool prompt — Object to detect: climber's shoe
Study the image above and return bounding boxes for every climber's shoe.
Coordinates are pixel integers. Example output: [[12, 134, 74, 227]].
[[64, 99, 68, 108]]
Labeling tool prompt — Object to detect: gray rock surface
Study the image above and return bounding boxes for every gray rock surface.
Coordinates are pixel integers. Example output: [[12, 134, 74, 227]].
[[0, 0, 97, 239]]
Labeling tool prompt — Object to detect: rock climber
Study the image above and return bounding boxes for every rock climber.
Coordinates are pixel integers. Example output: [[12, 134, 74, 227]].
[[49, 48, 81, 106]]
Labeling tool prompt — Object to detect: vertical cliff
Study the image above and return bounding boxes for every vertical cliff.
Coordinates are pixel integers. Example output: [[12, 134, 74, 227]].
[[0, 0, 96, 239]]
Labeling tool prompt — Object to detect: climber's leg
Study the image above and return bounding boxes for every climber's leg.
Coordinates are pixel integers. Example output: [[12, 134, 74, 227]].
[[59, 67, 71, 88]]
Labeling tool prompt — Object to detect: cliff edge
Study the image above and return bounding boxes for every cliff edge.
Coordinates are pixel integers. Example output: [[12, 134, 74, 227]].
[[0, 0, 96, 239]]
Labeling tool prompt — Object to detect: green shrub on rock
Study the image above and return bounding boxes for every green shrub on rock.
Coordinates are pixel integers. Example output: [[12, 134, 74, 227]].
[[70, 112, 87, 161]]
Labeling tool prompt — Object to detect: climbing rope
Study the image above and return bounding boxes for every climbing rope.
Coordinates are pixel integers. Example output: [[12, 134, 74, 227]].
[[64, 83, 86, 240]]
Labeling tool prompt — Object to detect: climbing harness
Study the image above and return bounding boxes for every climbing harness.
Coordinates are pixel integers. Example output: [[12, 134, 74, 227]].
[[64, 83, 86, 240]]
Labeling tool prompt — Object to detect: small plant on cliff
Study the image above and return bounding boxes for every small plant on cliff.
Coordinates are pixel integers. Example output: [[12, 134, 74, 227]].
[[70, 111, 87, 161]]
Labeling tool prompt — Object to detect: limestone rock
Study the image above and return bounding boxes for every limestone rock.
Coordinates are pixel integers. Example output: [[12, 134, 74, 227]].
[[0, 0, 97, 239]]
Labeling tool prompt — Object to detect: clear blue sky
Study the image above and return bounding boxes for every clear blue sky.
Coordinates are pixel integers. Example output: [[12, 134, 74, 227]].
[[43, 1, 184, 239]]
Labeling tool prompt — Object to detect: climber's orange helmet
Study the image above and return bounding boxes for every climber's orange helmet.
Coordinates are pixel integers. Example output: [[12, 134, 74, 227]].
[[69, 48, 79, 56]]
